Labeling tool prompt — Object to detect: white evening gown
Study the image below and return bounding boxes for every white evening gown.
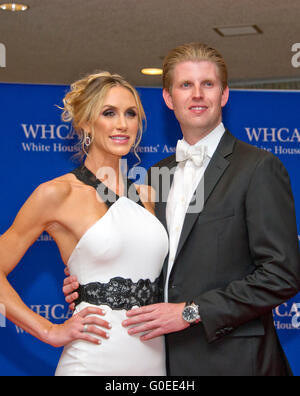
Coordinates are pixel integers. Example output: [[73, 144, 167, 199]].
[[55, 165, 168, 376]]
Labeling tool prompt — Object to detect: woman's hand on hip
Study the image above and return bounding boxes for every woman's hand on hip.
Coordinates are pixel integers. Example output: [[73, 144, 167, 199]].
[[45, 306, 111, 347]]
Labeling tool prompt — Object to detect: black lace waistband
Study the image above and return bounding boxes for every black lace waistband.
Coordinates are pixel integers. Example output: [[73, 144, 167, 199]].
[[75, 276, 162, 311]]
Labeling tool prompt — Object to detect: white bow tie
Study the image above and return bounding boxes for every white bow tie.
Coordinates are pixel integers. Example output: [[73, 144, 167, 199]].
[[176, 140, 208, 167]]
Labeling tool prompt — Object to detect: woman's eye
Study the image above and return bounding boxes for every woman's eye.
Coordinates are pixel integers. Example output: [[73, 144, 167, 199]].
[[127, 110, 137, 118], [182, 82, 191, 88], [103, 110, 115, 117]]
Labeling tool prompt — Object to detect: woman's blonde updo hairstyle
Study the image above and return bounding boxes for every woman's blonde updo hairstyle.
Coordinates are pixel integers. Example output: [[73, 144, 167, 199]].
[[61, 71, 146, 161]]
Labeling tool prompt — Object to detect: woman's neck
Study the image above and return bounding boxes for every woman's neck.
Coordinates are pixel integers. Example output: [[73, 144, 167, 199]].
[[84, 153, 124, 196]]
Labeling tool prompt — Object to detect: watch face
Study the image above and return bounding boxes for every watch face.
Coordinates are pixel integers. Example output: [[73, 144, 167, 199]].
[[183, 306, 197, 323]]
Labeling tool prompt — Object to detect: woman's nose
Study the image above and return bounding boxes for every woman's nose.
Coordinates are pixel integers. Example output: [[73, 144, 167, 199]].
[[116, 115, 128, 130]]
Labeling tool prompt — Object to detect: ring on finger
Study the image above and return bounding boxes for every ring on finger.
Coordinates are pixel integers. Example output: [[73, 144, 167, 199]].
[[83, 324, 88, 333]]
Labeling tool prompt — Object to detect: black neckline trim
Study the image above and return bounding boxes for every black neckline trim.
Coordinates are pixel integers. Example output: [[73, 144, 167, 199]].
[[70, 164, 145, 209]]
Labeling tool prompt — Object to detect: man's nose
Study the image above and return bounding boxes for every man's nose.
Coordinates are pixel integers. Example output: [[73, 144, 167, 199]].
[[192, 84, 204, 99]]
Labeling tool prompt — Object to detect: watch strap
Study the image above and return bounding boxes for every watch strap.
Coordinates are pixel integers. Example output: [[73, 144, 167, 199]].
[[185, 301, 194, 307]]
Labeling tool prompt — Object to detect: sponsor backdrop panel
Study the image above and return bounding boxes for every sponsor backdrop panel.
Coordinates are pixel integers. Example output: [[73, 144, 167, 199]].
[[0, 83, 299, 376]]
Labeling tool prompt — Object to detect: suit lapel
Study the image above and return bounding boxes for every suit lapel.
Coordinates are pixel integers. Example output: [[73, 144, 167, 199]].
[[155, 200, 168, 232], [154, 155, 177, 232], [174, 130, 236, 263], [151, 155, 177, 284]]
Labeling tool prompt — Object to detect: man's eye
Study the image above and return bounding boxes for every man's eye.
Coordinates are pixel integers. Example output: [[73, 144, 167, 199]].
[[182, 82, 191, 88]]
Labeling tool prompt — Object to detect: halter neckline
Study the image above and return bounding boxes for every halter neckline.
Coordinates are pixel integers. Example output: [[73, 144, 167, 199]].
[[70, 163, 145, 209]]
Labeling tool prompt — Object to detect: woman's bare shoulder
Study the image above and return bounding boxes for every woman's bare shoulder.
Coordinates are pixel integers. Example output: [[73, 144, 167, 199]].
[[32, 173, 78, 208]]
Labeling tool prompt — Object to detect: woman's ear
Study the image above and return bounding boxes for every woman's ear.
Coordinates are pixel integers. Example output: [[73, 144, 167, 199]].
[[81, 122, 91, 135]]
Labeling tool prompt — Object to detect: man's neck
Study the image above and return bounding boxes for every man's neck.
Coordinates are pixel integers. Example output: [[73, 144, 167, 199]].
[[182, 122, 222, 146]]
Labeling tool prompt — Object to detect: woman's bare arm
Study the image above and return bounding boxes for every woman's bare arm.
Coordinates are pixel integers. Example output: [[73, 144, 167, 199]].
[[0, 182, 110, 346]]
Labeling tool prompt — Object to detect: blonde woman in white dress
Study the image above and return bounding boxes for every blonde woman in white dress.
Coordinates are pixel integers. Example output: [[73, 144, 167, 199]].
[[0, 72, 168, 376]]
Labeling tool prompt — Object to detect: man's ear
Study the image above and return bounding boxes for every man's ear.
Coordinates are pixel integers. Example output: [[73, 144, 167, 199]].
[[163, 89, 174, 110], [221, 86, 230, 108]]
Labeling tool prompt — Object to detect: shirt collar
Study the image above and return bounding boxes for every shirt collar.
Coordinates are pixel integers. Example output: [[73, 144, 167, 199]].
[[183, 123, 225, 159]]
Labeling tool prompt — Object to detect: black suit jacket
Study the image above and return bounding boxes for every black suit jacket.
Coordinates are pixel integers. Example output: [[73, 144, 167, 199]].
[[148, 130, 300, 376]]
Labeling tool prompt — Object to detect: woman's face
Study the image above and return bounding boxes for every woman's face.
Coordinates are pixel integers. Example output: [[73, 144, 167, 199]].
[[88, 85, 139, 160]]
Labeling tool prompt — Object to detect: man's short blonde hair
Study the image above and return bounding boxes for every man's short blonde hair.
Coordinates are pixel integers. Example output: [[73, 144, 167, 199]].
[[163, 42, 228, 92]]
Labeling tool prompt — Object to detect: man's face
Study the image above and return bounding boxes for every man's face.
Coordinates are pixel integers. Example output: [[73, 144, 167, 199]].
[[163, 61, 229, 143]]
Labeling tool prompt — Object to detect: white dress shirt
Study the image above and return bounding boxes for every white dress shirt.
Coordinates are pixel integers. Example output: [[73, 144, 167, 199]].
[[165, 123, 226, 302]]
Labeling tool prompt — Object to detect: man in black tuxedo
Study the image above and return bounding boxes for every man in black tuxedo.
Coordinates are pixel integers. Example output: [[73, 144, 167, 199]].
[[121, 43, 300, 376]]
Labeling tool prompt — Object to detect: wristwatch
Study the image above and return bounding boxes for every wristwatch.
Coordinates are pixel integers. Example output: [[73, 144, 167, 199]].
[[182, 301, 201, 324]]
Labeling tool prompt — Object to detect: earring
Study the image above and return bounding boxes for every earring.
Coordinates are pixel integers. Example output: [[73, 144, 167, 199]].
[[84, 134, 91, 147]]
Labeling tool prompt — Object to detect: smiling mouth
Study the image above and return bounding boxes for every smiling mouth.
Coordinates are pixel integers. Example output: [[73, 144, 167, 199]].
[[110, 135, 130, 143], [189, 106, 208, 111]]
